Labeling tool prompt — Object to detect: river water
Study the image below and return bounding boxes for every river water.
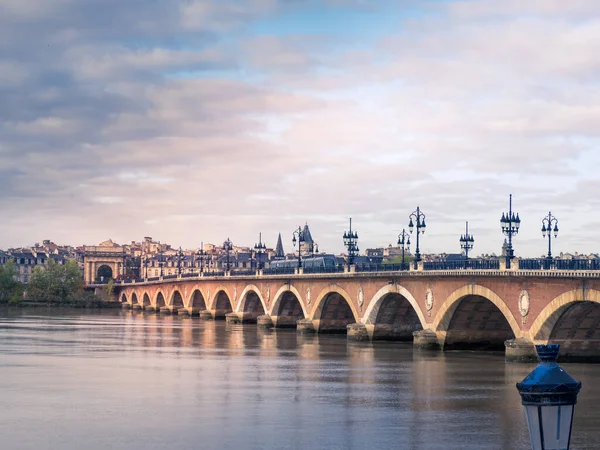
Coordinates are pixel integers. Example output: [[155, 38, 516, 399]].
[[0, 309, 598, 450]]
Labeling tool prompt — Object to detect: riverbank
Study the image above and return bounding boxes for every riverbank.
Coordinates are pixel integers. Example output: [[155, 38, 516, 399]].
[[2, 299, 121, 309]]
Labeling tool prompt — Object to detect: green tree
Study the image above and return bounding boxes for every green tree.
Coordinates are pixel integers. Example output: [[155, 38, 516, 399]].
[[27, 259, 84, 304], [0, 260, 23, 304], [105, 278, 115, 301]]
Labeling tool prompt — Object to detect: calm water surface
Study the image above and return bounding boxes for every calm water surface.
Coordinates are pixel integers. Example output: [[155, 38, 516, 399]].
[[0, 309, 599, 450]]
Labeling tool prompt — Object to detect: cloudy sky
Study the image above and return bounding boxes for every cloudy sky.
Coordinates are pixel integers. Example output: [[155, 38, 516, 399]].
[[1, 0, 600, 257]]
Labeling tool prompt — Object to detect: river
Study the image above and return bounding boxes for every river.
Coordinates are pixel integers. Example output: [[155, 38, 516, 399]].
[[0, 309, 598, 449]]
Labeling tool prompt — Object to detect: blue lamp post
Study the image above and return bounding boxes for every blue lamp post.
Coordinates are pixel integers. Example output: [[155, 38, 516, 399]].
[[516, 344, 581, 450]]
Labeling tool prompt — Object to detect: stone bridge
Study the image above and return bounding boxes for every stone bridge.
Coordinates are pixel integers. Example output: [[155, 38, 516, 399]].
[[108, 269, 600, 362]]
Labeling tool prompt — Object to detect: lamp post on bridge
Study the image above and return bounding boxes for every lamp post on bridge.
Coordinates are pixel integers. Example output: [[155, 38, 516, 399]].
[[177, 247, 183, 276], [542, 211, 559, 262], [292, 226, 305, 269], [500, 194, 521, 269], [516, 344, 581, 450], [254, 233, 266, 270], [397, 228, 410, 270], [408, 206, 426, 269], [158, 250, 164, 277], [459, 221, 475, 267], [197, 242, 206, 274], [343, 218, 359, 267], [223, 238, 233, 272]]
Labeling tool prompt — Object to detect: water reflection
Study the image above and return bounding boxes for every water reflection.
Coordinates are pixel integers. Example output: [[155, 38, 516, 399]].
[[0, 308, 598, 450]]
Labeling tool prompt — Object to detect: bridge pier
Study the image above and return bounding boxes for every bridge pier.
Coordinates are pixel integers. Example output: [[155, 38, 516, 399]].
[[199, 310, 215, 320], [413, 329, 441, 350], [505, 338, 536, 363], [347, 323, 370, 341], [122, 303, 132, 310], [296, 319, 316, 333], [131, 304, 143, 311], [144, 305, 159, 313], [225, 312, 241, 323], [257, 315, 274, 328]]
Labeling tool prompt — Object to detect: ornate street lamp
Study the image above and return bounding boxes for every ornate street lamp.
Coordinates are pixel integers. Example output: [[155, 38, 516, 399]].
[[292, 226, 305, 269], [177, 247, 183, 276], [197, 242, 206, 274], [408, 206, 426, 268], [516, 344, 581, 450], [397, 228, 410, 270], [159, 251, 164, 277], [542, 212, 559, 261], [500, 194, 521, 269], [343, 218, 359, 266], [459, 221, 475, 265], [222, 238, 233, 271], [254, 233, 266, 270]]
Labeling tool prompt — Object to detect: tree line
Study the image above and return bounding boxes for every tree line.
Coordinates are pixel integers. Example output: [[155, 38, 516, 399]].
[[0, 259, 103, 306]]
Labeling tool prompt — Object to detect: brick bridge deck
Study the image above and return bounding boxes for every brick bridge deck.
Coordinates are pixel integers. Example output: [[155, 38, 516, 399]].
[[99, 269, 600, 362]]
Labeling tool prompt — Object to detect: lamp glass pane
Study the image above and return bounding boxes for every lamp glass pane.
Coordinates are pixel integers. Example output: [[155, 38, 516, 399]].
[[541, 405, 573, 450], [524, 405, 543, 450]]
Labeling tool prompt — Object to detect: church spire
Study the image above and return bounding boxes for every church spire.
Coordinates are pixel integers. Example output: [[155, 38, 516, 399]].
[[275, 233, 285, 258]]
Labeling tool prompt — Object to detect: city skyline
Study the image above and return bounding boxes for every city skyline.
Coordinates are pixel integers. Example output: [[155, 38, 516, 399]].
[[2, 1, 599, 256]]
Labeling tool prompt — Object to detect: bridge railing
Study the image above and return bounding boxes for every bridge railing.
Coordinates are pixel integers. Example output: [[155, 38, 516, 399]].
[[302, 265, 345, 274], [231, 269, 256, 276], [423, 259, 500, 271], [263, 267, 296, 275], [181, 273, 197, 278], [519, 258, 600, 271], [355, 263, 408, 272], [147, 277, 160, 282]]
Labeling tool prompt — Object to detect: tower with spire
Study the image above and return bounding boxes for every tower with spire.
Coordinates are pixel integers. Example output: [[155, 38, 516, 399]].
[[274, 233, 285, 259], [300, 223, 314, 256]]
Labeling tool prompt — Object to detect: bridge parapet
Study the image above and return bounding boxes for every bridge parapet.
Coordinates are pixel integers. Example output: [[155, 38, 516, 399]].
[[85, 268, 600, 289]]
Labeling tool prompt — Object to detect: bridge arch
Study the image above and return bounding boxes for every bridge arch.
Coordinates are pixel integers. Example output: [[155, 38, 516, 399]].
[[187, 288, 207, 310], [212, 288, 233, 318], [269, 285, 306, 328], [433, 284, 520, 350], [311, 286, 359, 333], [155, 291, 166, 308], [270, 285, 306, 316], [362, 284, 425, 340], [142, 292, 151, 307], [120, 293, 128, 303], [529, 289, 600, 342], [236, 285, 267, 315], [170, 290, 185, 308], [131, 292, 139, 305]]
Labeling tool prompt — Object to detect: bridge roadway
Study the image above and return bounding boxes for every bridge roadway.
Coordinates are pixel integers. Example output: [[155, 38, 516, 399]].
[[103, 267, 600, 362]]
